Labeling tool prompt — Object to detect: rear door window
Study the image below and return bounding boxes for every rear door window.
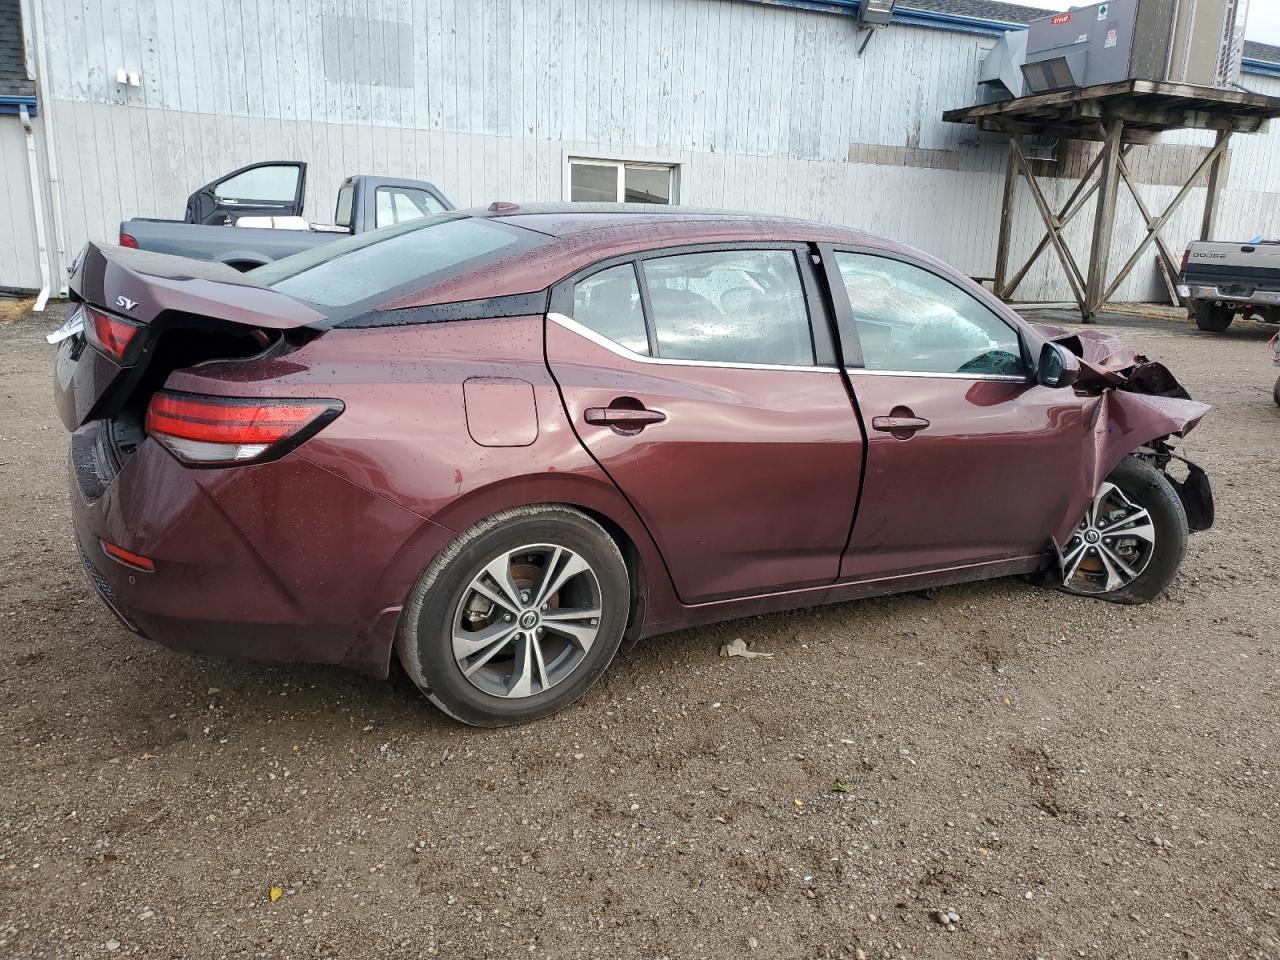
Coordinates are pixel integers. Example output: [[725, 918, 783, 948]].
[[641, 250, 814, 366], [572, 265, 650, 355]]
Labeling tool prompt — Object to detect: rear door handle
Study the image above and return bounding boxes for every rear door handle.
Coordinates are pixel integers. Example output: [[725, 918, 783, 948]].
[[584, 407, 667, 427]]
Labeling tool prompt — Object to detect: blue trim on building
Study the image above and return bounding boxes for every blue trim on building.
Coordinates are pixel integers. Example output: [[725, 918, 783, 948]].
[[895, 7, 1015, 37], [1243, 57, 1280, 79], [746, 1, 1280, 74], [0, 95, 38, 117]]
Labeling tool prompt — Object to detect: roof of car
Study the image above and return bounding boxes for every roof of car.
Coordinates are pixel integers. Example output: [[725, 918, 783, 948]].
[[478, 201, 883, 243], [378, 204, 921, 311]]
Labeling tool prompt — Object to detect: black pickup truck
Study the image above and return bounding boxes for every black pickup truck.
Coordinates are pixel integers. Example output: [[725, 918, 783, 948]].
[[119, 161, 453, 270], [1178, 239, 1280, 332]]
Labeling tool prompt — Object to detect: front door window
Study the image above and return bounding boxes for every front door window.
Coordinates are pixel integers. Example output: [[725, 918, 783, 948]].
[[835, 253, 1025, 377]]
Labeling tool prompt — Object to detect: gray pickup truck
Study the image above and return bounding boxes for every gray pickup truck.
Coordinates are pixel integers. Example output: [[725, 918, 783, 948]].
[[1178, 239, 1280, 332], [118, 161, 453, 271]]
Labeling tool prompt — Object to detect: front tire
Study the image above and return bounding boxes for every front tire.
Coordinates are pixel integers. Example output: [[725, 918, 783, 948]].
[[1192, 302, 1234, 332], [1059, 457, 1188, 604], [396, 505, 629, 727]]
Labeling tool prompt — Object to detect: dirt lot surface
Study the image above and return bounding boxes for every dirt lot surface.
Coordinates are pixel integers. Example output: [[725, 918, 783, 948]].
[[1, 304, 1277, 960]]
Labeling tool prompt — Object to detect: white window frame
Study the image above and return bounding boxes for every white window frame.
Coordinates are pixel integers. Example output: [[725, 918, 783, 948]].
[[564, 155, 680, 205]]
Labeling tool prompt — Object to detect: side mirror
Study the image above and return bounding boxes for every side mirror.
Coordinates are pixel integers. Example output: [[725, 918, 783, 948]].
[[1037, 342, 1081, 388]]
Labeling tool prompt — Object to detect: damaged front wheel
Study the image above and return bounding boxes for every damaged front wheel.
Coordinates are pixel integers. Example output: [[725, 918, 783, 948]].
[[1059, 457, 1188, 604]]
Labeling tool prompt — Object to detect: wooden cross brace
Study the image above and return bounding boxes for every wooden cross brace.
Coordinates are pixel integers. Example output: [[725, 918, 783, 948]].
[[992, 124, 1232, 322]]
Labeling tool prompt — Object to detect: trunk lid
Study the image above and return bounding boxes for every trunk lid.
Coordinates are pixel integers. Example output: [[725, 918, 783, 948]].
[[55, 242, 326, 431]]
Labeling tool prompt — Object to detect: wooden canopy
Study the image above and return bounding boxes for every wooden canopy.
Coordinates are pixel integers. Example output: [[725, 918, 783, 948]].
[[944, 79, 1280, 144], [944, 81, 1280, 321]]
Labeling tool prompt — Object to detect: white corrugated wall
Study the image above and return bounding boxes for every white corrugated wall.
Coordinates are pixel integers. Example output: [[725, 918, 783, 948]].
[[10, 0, 1280, 302], [0, 114, 45, 291]]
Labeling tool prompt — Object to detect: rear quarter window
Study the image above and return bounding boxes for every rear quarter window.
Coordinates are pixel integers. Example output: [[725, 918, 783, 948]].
[[253, 215, 548, 321]]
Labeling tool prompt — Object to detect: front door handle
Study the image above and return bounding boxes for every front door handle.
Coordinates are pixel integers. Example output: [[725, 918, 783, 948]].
[[872, 412, 930, 440], [584, 405, 666, 431]]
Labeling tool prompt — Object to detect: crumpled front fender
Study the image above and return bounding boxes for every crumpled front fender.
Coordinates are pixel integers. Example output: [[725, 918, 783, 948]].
[[1081, 390, 1211, 496], [1031, 323, 1212, 545]]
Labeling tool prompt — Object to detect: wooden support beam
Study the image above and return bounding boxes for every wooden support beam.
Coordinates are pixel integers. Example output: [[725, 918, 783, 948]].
[[976, 118, 1161, 144], [1000, 144, 1117, 300], [1098, 132, 1232, 307], [1011, 142, 1089, 314], [1085, 119, 1124, 322], [1117, 155, 1186, 308], [993, 137, 1020, 298], [1200, 129, 1230, 241]]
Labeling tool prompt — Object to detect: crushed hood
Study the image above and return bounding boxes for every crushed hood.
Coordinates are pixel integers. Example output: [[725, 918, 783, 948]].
[[1030, 322, 1193, 397]]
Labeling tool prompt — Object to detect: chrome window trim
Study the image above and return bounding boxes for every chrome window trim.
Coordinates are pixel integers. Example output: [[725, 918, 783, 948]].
[[547, 312, 839, 374], [846, 367, 1031, 383]]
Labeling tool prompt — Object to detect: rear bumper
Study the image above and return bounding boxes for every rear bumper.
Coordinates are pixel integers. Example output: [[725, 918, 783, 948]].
[[1179, 283, 1280, 308], [69, 430, 449, 677]]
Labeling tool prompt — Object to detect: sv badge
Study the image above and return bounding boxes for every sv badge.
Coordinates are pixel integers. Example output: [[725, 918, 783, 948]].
[[115, 295, 138, 311]]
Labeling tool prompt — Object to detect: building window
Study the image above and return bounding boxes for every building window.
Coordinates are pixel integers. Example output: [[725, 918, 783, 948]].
[[567, 158, 677, 204]]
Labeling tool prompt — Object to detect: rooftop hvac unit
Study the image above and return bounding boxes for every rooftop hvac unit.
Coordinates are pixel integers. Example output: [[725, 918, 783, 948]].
[[979, 30, 1029, 101], [1020, 0, 1250, 95]]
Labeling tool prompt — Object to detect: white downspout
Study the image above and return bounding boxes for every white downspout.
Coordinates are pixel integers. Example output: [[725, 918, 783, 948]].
[[19, 105, 51, 312], [25, 0, 68, 298]]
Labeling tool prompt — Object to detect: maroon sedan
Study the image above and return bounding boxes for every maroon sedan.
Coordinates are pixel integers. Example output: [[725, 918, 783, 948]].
[[52, 205, 1213, 726]]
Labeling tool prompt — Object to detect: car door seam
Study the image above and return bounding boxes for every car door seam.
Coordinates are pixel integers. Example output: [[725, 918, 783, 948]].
[[810, 243, 871, 582], [540, 311, 685, 605]]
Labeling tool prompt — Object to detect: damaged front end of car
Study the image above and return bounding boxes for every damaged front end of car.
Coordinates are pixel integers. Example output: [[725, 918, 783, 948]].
[[1035, 324, 1215, 534]]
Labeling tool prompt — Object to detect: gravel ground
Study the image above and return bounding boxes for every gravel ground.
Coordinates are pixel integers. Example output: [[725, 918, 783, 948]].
[[1, 303, 1277, 960]]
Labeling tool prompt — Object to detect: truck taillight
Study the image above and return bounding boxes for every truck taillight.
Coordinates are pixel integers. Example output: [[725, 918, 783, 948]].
[[1180, 249, 1190, 274], [145, 391, 343, 467], [118, 232, 139, 248], [84, 305, 145, 364]]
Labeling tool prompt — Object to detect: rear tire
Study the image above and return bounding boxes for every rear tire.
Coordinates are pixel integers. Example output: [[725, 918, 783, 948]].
[[396, 505, 629, 727], [1059, 457, 1188, 605], [1273, 374, 1280, 407], [1192, 302, 1234, 332]]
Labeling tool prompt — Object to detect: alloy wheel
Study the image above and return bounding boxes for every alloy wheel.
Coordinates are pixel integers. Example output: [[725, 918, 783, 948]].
[[1061, 482, 1157, 594], [451, 544, 603, 699]]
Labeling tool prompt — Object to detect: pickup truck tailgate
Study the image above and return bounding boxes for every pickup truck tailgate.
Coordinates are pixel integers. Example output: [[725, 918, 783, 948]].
[[1185, 241, 1280, 291]]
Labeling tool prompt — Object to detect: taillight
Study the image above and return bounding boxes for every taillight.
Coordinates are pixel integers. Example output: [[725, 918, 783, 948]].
[[1180, 249, 1190, 274], [84, 305, 145, 364], [118, 232, 139, 248], [145, 390, 343, 467]]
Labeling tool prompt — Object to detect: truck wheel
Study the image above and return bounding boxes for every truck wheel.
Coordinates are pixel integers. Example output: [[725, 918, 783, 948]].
[[1059, 457, 1188, 605], [1273, 374, 1280, 408], [1192, 303, 1234, 332]]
